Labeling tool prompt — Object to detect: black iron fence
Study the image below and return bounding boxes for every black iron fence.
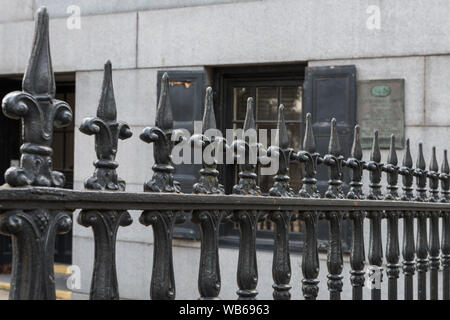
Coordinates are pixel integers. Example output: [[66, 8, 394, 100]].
[[0, 7, 450, 300]]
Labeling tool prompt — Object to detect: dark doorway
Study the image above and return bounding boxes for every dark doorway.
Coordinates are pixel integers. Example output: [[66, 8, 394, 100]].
[[0, 75, 75, 269]]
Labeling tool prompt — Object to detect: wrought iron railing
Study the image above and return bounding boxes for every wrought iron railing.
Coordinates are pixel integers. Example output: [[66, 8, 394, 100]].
[[0, 7, 450, 300]]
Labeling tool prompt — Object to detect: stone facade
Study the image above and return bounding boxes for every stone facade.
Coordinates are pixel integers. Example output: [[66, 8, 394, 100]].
[[0, 0, 449, 299]]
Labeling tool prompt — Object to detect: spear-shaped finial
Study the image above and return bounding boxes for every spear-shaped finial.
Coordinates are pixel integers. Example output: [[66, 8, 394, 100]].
[[2, 6, 73, 187], [155, 73, 173, 131], [243, 97, 256, 133], [428, 146, 440, 201], [399, 139, 414, 201], [414, 143, 428, 201], [351, 125, 363, 161], [384, 134, 399, 200], [345, 125, 365, 199], [303, 113, 316, 153], [323, 118, 344, 199], [371, 131, 381, 163], [97, 60, 117, 122], [365, 131, 383, 200], [276, 104, 289, 149], [23, 7, 55, 98], [441, 150, 450, 202], [328, 118, 341, 157], [79, 61, 132, 191], [297, 113, 321, 198], [202, 87, 216, 132]]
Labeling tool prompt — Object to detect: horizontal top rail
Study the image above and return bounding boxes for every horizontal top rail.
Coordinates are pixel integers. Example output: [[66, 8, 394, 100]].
[[0, 187, 449, 212]]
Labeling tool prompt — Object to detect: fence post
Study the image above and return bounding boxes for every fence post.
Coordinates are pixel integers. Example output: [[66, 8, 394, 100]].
[[428, 147, 440, 300], [0, 7, 73, 300], [297, 113, 320, 300], [440, 150, 450, 300], [78, 61, 133, 299]]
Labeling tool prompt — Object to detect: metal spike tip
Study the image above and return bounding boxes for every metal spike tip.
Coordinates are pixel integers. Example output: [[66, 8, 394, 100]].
[[23, 6, 55, 98], [155, 72, 173, 130], [97, 60, 117, 122], [328, 118, 341, 156], [430, 146, 439, 172], [403, 138, 413, 168], [417, 143, 426, 170], [442, 150, 449, 174], [243, 97, 256, 132], [276, 104, 289, 149], [202, 87, 217, 132], [387, 134, 398, 166], [370, 130, 381, 162], [351, 124, 362, 160], [303, 113, 316, 153]]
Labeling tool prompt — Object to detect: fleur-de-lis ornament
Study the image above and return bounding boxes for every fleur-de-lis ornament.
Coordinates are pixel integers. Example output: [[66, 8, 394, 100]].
[[79, 61, 132, 191], [191, 87, 225, 195], [399, 139, 414, 201], [268, 105, 295, 197], [232, 97, 261, 195], [383, 135, 400, 200], [440, 150, 450, 202], [414, 143, 428, 201], [323, 118, 344, 199], [297, 113, 321, 198], [344, 125, 365, 199], [2, 7, 72, 187], [428, 147, 440, 202], [140, 73, 181, 193], [364, 131, 383, 200]]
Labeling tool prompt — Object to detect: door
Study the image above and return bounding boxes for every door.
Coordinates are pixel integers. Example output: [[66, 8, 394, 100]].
[[303, 65, 357, 249]]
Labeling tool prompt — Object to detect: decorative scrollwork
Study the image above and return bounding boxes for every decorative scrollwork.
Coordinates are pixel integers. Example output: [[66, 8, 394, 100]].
[[1, 7, 72, 188], [0, 209, 72, 299], [80, 61, 132, 191]]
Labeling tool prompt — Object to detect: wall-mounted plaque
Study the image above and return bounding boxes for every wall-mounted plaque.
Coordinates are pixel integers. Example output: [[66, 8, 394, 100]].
[[357, 79, 405, 149]]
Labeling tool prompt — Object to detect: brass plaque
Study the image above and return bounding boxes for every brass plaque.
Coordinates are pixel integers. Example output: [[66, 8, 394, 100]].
[[357, 79, 405, 149]]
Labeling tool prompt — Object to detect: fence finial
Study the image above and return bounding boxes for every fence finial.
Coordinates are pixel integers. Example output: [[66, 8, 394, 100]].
[[232, 97, 261, 195], [140, 72, 181, 193], [384, 134, 399, 200], [440, 150, 450, 202], [192, 87, 224, 195], [365, 131, 383, 200], [79, 61, 132, 191], [2, 6, 72, 187], [269, 105, 295, 197], [345, 125, 365, 199], [298, 113, 321, 198], [428, 147, 440, 202], [323, 118, 344, 199], [414, 143, 428, 201]]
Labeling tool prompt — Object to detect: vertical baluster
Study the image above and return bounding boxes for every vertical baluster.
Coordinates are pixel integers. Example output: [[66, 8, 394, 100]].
[[414, 143, 429, 300], [399, 139, 415, 300], [440, 150, 450, 300], [0, 7, 73, 300], [364, 131, 384, 300], [139, 73, 183, 300], [190, 87, 226, 300], [383, 135, 400, 300], [344, 125, 365, 300], [268, 105, 296, 300], [428, 147, 440, 300], [78, 61, 133, 299], [232, 97, 262, 300], [322, 119, 344, 300], [297, 113, 320, 300]]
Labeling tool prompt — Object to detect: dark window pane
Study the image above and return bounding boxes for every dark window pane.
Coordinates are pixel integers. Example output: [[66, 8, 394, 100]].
[[256, 87, 278, 121], [281, 86, 302, 121]]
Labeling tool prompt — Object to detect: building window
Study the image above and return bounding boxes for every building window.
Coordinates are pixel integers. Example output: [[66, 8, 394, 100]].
[[213, 64, 307, 246]]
